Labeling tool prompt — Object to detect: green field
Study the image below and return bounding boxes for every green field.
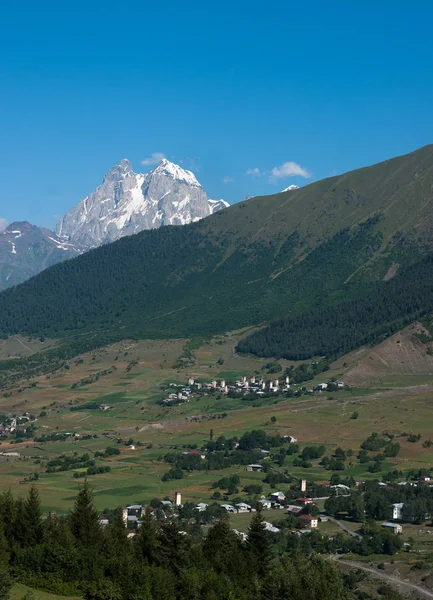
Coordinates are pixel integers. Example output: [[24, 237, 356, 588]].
[[1, 334, 433, 513]]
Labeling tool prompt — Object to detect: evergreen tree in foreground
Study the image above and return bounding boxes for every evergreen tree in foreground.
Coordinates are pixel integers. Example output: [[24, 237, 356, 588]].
[[23, 485, 43, 546], [0, 522, 11, 600], [246, 507, 272, 578], [69, 479, 102, 548]]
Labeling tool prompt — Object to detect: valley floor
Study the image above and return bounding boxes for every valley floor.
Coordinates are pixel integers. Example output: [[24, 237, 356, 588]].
[[3, 329, 433, 596]]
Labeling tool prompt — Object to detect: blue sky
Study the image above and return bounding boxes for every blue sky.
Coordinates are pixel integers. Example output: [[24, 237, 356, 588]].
[[1, 0, 433, 229]]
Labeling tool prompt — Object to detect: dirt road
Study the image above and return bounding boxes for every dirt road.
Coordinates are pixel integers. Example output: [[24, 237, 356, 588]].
[[332, 555, 433, 599]]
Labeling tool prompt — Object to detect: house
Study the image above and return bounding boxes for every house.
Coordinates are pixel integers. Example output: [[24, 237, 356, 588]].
[[331, 484, 350, 492], [258, 499, 272, 509], [127, 515, 139, 525], [183, 450, 207, 459], [270, 491, 285, 502], [315, 383, 328, 391], [286, 505, 303, 515], [392, 503, 404, 520], [419, 475, 431, 483], [381, 522, 402, 534], [264, 522, 280, 533], [126, 504, 144, 517], [161, 500, 173, 508], [129, 445, 135, 450], [235, 502, 252, 513], [336, 381, 345, 388], [260, 449, 270, 455], [221, 504, 236, 512], [99, 515, 109, 526], [296, 497, 312, 505], [195, 503, 208, 512], [283, 435, 297, 444], [299, 514, 318, 528], [99, 404, 111, 411], [247, 464, 263, 472]]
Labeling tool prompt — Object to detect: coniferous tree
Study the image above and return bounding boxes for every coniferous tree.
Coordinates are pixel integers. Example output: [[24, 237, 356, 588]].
[[69, 480, 102, 548], [0, 491, 16, 546], [246, 508, 272, 578], [0, 569, 11, 600], [157, 520, 191, 576], [23, 485, 43, 546], [134, 508, 159, 565], [280, 554, 351, 600], [43, 515, 81, 585], [0, 522, 11, 600], [102, 508, 136, 599], [203, 519, 248, 587], [13, 497, 27, 548]]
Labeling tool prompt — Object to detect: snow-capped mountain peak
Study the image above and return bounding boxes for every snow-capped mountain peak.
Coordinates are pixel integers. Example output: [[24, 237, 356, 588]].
[[152, 159, 201, 187], [282, 184, 300, 192], [208, 199, 230, 213], [56, 158, 228, 247], [103, 158, 134, 182]]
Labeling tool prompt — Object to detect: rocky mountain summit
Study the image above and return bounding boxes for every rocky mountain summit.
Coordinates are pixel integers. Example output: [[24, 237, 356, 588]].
[[0, 159, 229, 289], [56, 159, 229, 247]]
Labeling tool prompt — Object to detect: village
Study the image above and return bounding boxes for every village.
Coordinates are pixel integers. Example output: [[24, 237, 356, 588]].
[[96, 471, 432, 543], [159, 374, 345, 406]]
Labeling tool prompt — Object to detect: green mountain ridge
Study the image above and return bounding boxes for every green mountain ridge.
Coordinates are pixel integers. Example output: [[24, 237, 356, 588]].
[[1, 144, 433, 362]]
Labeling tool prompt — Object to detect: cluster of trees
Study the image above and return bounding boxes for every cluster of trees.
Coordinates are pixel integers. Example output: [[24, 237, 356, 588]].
[[10, 423, 37, 443], [163, 429, 395, 484], [74, 465, 111, 478], [0, 483, 365, 600], [163, 430, 288, 480], [45, 452, 95, 473], [356, 433, 401, 473], [284, 360, 330, 384], [34, 431, 69, 443], [361, 432, 400, 455], [94, 447, 121, 458], [211, 474, 241, 495], [70, 401, 103, 412], [325, 480, 433, 525]]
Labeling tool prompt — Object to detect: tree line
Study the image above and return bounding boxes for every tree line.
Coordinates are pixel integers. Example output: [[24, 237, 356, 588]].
[[0, 482, 380, 600]]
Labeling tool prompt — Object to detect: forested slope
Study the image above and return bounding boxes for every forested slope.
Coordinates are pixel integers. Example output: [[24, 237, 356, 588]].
[[0, 145, 433, 359], [237, 251, 433, 360]]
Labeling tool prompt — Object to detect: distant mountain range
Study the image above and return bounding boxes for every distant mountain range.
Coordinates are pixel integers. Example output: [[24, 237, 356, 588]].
[[0, 222, 84, 290], [2, 144, 433, 367], [0, 159, 229, 290]]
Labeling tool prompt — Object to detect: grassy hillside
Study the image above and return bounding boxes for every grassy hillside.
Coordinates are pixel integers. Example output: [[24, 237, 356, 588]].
[[1, 145, 433, 362]]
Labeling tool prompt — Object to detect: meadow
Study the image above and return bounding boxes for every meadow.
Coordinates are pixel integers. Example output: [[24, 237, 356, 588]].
[[1, 333, 433, 513]]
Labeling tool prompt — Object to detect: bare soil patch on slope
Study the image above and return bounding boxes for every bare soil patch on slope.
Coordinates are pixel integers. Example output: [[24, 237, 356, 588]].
[[334, 322, 433, 386]]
